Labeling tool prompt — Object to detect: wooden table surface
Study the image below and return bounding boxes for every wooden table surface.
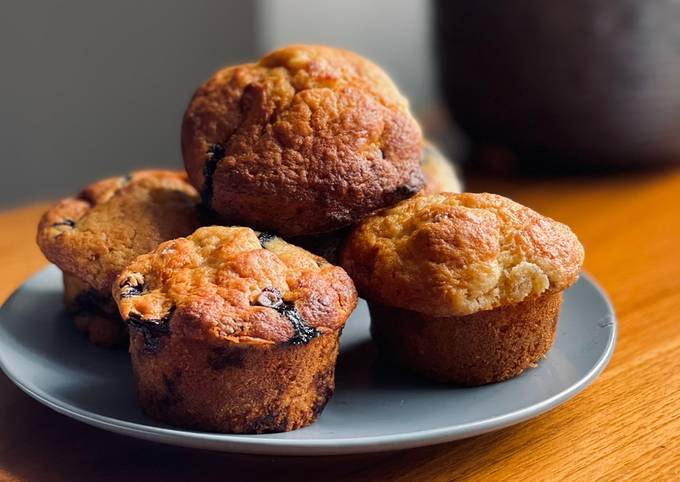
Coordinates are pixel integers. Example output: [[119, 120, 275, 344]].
[[0, 169, 679, 482]]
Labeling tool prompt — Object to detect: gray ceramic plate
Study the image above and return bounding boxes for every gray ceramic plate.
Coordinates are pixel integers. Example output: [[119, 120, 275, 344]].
[[0, 266, 616, 455]]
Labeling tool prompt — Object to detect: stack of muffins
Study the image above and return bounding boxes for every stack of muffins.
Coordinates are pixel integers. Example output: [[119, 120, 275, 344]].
[[36, 45, 583, 434]]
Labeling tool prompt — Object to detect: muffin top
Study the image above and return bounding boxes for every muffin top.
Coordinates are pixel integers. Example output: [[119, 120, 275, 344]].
[[112, 226, 358, 346], [341, 193, 584, 317], [420, 143, 463, 194], [182, 44, 424, 237], [37, 170, 201, 293]]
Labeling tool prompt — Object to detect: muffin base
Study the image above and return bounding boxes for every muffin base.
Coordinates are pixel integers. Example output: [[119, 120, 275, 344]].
[[369, 293, 562, 385], [63, 273, 126, 347], [130, 330, 340, 434]]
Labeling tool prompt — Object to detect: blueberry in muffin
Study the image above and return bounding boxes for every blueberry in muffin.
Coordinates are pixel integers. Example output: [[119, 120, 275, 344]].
[[340, 192, 584, 385], [181, 44, 424, 237], [112, 226, 357, 433], [36, 170, 201, 346]]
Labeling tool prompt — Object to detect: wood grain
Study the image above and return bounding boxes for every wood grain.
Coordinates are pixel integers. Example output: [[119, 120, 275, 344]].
[[0, 170, 679, 481]]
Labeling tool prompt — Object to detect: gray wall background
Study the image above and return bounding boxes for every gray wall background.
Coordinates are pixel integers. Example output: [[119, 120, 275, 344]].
[[0, 0, 437, 207]]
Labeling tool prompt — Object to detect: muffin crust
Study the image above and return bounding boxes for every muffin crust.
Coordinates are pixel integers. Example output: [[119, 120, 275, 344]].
[[341, 192, 584, 317], [113, 226, 357, 345], [38, 170, 201, 293], [182, 44, 424, 236]]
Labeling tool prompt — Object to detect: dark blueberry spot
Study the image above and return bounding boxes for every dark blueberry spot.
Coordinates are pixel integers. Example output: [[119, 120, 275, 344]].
[[255, 287, 319, 345], [123, 173, 134, 183], [202, 143, 226, 207], [118, 274, 146, 298], [127, 308, 174, 355], [280, 301, 320, 345], [52, 219, 75, 228], [255, 287, 282, 309], [257, 231, 276, 247], [69, 289, 115, 318], [208, 347, 245, 370]]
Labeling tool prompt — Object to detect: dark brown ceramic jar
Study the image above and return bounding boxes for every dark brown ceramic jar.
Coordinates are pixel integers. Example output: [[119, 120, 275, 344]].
[[436, 0, 680, 169]]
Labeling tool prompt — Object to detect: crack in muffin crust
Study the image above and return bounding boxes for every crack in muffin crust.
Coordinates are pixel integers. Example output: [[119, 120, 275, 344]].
[[201, 143, 226, 207]]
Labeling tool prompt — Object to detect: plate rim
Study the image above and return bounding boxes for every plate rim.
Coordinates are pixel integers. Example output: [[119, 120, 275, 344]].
[[0, 268, 617, 455]]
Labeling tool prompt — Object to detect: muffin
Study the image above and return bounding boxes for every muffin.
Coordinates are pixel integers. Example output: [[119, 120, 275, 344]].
[[340, 193, 584, 385], [181, 44, 424, 237], [112, 226, 357, 433], [37, 170, 201, 346], [291, 143, 462, 264], [421, 142, 463, 194]]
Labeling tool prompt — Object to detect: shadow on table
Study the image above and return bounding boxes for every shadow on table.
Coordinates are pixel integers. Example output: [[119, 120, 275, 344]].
[[335, 339, 454, 392]]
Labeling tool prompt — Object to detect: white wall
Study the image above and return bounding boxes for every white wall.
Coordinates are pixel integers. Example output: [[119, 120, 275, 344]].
[[256, 0, 435, 112], [0, 0, 257, 206]]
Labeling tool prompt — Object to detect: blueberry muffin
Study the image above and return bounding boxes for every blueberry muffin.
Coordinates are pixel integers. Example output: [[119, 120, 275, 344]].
[[37, 170, 201, 346], [112, 226, 357, 433], [421, 142, 463, 194], [182, 44, 424, 237], [341, 193, 584, 385]]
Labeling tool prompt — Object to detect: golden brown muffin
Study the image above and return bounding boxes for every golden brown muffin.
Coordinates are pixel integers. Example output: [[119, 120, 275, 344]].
[[291, 143, 462, 264], [182, 44, 424, 237], [36, 170, 201, 346], [341, 192, 584, 385], [112, 226, 357, 433], [421, 142, 463, 194]]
